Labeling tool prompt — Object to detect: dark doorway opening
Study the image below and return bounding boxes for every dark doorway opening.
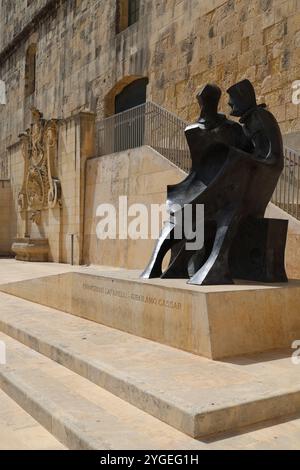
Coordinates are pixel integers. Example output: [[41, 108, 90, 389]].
[[115, 77, 148, 114], [113, 78, 148, 152]]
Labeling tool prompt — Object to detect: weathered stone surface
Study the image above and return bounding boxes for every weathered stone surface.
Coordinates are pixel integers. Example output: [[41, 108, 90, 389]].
[[0, 0, 299, 154]]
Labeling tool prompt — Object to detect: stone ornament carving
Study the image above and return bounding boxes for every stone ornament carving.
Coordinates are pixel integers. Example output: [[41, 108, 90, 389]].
[[18, 107, 61, 212]]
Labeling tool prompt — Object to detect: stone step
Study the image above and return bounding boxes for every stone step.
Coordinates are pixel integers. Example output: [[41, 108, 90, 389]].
[[1, 292, 300, 439], [205, 413, 300, 450], [0, 331, 205, 450], [0, 388, 66, 450], [3, 331, 300, 452]]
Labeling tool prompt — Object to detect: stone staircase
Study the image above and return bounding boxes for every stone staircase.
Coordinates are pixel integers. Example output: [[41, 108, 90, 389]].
[[0, 261, 300, 449], [0, 330, 201, 450]]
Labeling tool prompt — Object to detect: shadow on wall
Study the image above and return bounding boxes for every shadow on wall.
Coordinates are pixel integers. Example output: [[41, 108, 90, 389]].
[[0, 181, 15, 256]]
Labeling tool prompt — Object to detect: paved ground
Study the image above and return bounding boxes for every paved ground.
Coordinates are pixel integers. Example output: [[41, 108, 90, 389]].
[[0, 258, 78, 284]]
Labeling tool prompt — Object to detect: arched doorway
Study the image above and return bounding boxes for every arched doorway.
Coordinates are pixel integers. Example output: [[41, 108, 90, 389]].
[[115, 77, 148, 114], [113, 77, 148, 152]]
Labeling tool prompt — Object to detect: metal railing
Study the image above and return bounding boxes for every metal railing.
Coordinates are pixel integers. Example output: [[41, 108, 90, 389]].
[[97, 101, 191, 172], [271, 146, 300, 219]]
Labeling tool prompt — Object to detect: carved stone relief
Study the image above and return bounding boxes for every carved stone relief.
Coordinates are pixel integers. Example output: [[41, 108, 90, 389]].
[[18, 107, 61, 213]]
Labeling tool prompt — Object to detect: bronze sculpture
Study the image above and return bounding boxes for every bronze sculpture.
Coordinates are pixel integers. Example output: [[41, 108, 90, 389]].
[[141, 79, 288, 285]]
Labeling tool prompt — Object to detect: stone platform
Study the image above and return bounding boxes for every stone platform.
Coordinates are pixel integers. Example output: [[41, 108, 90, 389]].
[[1, 265, 300, 359]]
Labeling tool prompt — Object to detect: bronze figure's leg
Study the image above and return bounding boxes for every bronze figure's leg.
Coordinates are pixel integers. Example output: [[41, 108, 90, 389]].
[[140, 220, 177, 279], [161, 220, 216, 279], [188, 207, 241, 285]]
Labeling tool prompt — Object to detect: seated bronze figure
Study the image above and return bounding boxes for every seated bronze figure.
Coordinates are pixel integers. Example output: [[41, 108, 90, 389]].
[[141, 79, 288, 285]]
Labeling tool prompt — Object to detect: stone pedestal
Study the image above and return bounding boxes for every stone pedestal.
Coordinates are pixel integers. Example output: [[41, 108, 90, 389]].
[[1, 267, 300, 359], [12, 238, 49, 262]]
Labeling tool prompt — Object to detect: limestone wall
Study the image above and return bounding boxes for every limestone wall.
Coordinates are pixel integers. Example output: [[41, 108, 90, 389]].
[[1, 0, 300, 162], [83, 146, 185, 269], [0, 1, 54, 53]]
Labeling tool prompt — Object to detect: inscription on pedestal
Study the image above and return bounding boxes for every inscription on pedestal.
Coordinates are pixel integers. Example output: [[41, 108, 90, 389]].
[[83, 282, 182, 311]]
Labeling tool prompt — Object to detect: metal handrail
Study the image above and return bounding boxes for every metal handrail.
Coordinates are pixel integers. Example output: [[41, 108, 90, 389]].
[[96, 101, 191, 172], [271, 147, 300, 219]]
